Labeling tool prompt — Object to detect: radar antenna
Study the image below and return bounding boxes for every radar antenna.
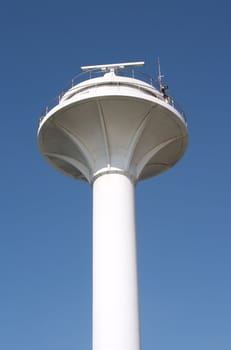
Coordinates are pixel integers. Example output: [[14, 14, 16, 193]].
[[81, 61, 145, 73]]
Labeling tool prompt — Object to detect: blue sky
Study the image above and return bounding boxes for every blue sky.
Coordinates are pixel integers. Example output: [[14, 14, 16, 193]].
[[0, 0, 230, 349]]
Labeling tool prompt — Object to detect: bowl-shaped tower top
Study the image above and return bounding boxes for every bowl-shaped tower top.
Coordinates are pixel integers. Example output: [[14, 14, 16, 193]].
[[38, 62, 188, 183]]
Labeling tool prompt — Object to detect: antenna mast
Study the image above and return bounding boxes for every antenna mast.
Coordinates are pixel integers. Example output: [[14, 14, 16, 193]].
[[157, 57, 168, 98], [157, 57, 164, 90]]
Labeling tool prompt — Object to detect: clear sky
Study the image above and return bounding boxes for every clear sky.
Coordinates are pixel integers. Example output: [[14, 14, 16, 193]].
[[0, 0, 230, 349]]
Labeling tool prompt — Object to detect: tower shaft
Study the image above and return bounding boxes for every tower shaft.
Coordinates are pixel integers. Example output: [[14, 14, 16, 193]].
[[93, 173, 140, 350]]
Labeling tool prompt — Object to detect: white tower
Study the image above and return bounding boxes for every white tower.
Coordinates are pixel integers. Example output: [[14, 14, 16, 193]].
[[38, 61, 188, 350]]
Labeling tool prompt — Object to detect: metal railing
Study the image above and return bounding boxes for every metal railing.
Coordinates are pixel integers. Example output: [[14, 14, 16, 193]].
[[39, 68, 187, 124]]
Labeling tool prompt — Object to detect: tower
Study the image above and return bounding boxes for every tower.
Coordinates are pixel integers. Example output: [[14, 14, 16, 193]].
[[38, 61, 188, 350]]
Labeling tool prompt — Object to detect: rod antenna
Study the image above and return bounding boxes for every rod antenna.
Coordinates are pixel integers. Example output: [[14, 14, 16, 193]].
[[157, 57, 168, 97], [157, 57, 164, 90]]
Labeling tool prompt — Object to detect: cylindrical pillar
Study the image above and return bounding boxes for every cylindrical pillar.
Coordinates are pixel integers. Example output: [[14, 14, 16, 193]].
[[92, 173, 140, 350]]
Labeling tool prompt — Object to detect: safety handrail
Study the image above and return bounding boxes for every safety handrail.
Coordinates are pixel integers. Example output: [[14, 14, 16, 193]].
[[39, 68, 187, 125]]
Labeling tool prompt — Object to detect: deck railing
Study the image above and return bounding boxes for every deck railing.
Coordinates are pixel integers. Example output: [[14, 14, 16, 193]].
[[39, 68, 187, 124]]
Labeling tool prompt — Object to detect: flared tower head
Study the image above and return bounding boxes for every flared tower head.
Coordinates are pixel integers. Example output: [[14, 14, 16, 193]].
[[38, 62, 188, 183]]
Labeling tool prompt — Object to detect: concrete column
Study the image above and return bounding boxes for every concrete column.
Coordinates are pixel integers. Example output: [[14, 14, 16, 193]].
[[92, 173, 140, 350]]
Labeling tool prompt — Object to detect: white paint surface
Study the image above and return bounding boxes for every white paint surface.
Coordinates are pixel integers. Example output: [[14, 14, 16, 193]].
[[93, 173, 140, 350]]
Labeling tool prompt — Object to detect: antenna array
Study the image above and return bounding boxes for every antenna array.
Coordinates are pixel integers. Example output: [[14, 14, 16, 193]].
[[81, 61, 145, 71]]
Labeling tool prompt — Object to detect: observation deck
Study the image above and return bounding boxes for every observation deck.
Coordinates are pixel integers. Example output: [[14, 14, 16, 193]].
[[38, 63, 188, 183]]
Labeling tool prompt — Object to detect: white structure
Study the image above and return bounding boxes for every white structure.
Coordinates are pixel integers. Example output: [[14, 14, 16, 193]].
[[38, 62, 188, 350]]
